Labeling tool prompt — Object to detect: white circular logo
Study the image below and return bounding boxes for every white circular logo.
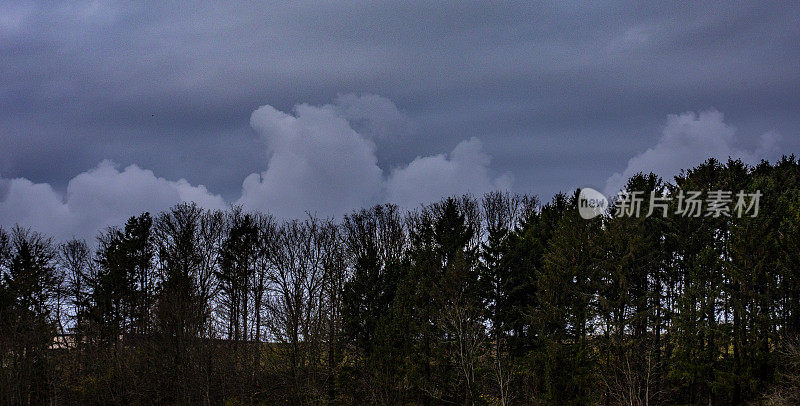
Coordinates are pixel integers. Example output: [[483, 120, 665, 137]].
[[578, 187, 608, 219]]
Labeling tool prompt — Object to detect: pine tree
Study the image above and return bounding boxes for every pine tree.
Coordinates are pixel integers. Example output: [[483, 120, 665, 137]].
[[535, 191, 602, 403]]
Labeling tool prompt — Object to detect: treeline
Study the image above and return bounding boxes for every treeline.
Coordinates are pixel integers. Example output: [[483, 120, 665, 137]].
[[1, 156, 800, 405]]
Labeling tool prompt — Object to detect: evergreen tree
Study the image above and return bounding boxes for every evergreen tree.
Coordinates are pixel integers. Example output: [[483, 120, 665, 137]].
[[534, 191, 602, 403]]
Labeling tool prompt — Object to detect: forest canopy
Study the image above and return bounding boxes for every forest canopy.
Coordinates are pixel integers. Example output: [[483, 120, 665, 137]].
[[1, 156, 800, 405]]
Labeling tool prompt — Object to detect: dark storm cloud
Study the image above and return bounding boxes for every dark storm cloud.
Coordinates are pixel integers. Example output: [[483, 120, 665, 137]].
[[1, 1, 798, 238]]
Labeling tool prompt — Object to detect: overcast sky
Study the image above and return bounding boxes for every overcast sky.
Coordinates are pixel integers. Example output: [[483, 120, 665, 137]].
[[1, 1, 798, 240]]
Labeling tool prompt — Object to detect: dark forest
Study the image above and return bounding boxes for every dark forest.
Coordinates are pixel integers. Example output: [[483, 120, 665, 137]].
[[2, 157, 800, 405]]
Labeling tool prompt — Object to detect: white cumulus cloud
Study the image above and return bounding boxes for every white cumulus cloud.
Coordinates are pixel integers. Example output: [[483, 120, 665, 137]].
[[0, 94, 511, 240], [0, 161, 226, 241], [604, 109, 782, 196], [237, 102, 384, 219], [238, 96, 509, 217], [386, 137, 512, 209]]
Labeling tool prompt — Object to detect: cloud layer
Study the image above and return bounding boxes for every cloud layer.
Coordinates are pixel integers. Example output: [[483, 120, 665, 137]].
[[0, 98, 789, 242], [2, 2, 798, 204], [0, 95, 510, 240]]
